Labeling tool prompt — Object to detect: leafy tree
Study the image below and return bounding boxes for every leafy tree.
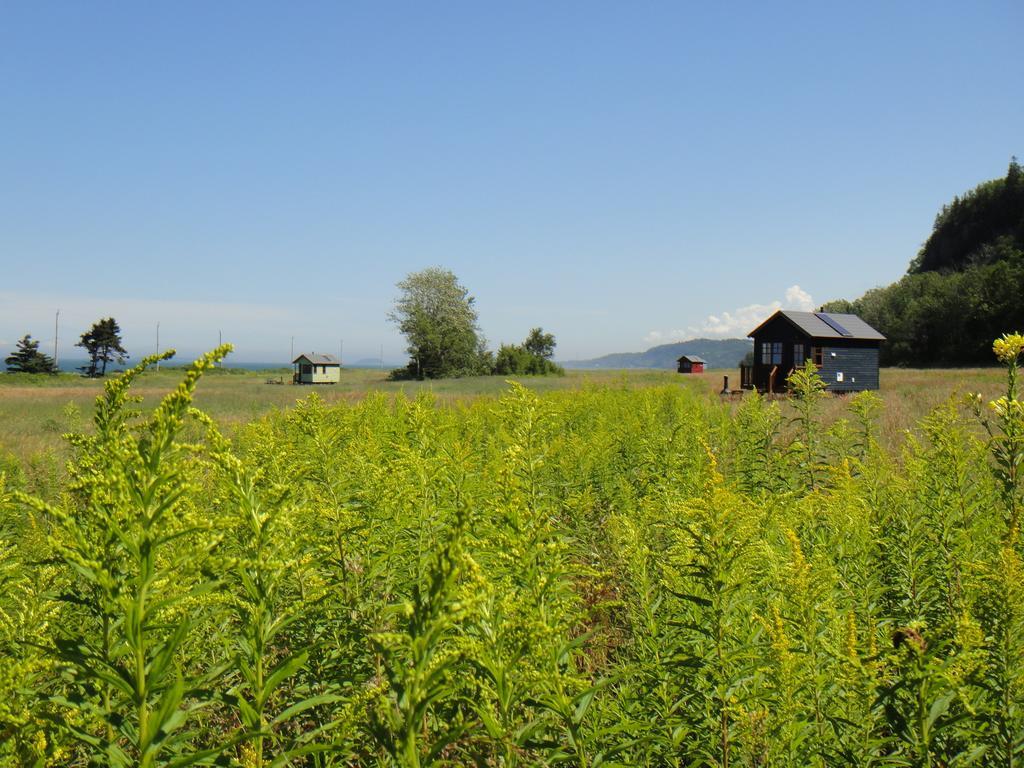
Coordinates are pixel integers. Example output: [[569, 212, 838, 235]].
[[389, 267, 489, 379], [523, 327, 556, 360], [76, 317, 128, 377], [493, 344, 533, 375], [4, 335, 57, 374], [492, 329, 564, 376]]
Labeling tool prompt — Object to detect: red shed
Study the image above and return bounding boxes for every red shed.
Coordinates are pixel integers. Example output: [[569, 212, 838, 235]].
[[677, 355, 705, 374]]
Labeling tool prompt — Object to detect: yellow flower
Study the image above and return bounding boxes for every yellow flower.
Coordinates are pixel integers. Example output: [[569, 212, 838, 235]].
[[993, 332, 1024, 364], [989, 397, 1024, 418]]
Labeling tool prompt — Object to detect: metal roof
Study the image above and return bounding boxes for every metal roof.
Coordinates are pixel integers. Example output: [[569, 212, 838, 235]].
[[748, 311, 886, 341], [677, 355, 706, 363], [292, 353, 341, 365]]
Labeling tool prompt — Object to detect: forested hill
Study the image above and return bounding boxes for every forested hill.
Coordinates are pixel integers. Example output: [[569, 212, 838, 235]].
[[822, 159, 1024, 367], [911, 158, 1024, 273], [563, 338, 752, 369]]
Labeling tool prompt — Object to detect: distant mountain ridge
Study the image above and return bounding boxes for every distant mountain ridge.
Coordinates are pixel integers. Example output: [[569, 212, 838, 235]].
[[563, 338, 752, 370]]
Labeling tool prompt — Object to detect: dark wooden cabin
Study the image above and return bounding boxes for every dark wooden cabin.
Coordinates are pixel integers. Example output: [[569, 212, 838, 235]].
[[740, 310, 884, 393], [677, 355, 705, 374]]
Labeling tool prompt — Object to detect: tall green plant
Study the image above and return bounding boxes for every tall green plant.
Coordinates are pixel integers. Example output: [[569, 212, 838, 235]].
[[976, 545, 1024, 765], [849, 390, 884, 463], [971, 332, 1024, 538], [0, 474, 58, 766], [787, 361, 828, 490], [369, 503, 474, 767], [13, 348, 232, 767], [877, 623, 986, 767], [760, 528, 839, 767], [202, 421, 340, 767], [732, 391, 784, 495], [667, 458, 762, 767]]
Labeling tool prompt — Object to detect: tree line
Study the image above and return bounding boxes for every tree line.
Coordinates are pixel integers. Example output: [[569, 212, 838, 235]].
[[5, 317, 128, 376], [823, 158, 1024, 366], [7, 270, 563, 381]]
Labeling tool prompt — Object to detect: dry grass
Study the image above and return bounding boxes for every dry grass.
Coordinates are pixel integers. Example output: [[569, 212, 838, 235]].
[[694, 366, 1007, 452]]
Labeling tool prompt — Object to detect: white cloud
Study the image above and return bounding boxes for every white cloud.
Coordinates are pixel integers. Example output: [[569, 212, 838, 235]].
[[644, 285, 816, 342], [693, 300, 784, 337], [643, 328, 690, 345], [784, 284, 815, 311]]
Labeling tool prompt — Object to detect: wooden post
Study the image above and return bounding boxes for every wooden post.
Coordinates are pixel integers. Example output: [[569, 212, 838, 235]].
[[721, 375, 730, 394]]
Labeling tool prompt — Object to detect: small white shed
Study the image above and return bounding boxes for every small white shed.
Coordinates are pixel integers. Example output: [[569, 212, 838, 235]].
[[292, 353, 341, 384]]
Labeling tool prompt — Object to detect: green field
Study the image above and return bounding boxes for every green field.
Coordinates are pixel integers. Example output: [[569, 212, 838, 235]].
[[1, 354, 1021, 765], [0, 364, 1008, 490]]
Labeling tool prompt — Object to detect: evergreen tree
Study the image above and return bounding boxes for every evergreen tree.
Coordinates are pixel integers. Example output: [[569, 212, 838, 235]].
[[76, 317, 129, 377], [1007, 155, 1021, 188], [4, 335, 57, 374]]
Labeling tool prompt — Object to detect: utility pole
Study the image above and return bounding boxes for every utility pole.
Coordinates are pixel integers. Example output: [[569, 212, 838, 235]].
[[54, 309, 60, 370], [290, 336, 294, 362], [339, 339, 343, 366], [156, 321, 160, 371]]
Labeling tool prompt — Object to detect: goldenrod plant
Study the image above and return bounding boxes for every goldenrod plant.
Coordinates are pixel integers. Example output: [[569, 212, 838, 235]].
[[12, 348, 234, 766], [971, 332, 1024, 539], [787, 360, 829, 490], [0, 474, 59, 766], [368, 502, 474, 767], [732, 390, 784, 496]]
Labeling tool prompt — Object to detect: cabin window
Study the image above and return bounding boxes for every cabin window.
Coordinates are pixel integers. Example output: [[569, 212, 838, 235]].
[[301, 364, 312, 375], [761, 342, 782, 365], [760, 342, 782, 365], [793, 343, 805, 364], [812, 346, 823, 367]]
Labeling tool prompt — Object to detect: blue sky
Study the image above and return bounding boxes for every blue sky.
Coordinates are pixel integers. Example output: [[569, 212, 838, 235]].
[[2, 1, 1021, 363]]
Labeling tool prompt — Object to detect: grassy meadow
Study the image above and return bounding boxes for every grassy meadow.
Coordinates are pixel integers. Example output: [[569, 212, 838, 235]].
[[1, 349, 1022, 766], [0, 363, 1008, 496]]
